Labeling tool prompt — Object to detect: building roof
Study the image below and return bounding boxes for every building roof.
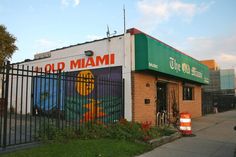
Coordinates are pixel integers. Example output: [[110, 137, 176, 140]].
[[200, 59, 219, 71], [18, 27, 202, 64], [127, 28, 201, 62]]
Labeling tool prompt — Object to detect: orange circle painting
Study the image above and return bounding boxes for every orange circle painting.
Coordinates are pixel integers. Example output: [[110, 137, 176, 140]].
[[76, 70, 95, 96]]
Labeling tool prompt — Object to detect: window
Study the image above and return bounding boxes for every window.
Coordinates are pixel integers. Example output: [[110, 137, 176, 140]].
[[183, 86, 194, 100]]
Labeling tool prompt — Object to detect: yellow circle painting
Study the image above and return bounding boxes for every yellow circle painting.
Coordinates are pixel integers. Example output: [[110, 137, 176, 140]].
[[77, 70, 95, 96]]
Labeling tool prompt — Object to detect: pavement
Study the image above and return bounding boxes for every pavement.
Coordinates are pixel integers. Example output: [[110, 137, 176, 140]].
[[138, 110, 236, 157]]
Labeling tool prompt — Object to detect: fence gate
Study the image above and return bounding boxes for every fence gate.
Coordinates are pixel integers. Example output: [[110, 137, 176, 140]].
[[202, 92, 236, 115], [0, 61, 124, 149]]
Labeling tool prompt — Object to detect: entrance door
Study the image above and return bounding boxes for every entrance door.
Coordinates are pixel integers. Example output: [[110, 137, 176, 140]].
[[156, 83, 167, 112]]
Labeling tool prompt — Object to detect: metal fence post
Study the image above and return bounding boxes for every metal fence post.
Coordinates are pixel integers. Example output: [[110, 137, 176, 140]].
[[3, 61, 10, 148], [57, 70, 61, 128], [94, 77, 98, 124], [122, 79, 125, 119]]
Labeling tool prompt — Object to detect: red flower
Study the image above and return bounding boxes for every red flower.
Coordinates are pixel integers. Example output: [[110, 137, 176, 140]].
[[141, 121, 152, 132]]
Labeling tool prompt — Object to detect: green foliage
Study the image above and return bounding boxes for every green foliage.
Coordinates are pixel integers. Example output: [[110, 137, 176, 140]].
[[77, 120, 176, 142], [105, 120, 144, 140], [37, 119, 176, 144], [78, 123, 110, 139], [0, 25, 18, 65], [37, 123, 77, 143]]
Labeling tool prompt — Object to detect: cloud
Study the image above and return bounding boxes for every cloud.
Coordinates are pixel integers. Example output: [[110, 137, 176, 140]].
[[61, 0, 80, 8], [182, 31, 236, 69], [136, 0, 213, 32], [74, 0, 80, 6], [61, 0, 69, 7], [219, 54, 236, 62]]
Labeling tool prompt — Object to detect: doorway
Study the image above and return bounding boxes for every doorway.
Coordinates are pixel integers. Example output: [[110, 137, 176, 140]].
[[156, 82, 167, 112], [156, 82, 168, 126]]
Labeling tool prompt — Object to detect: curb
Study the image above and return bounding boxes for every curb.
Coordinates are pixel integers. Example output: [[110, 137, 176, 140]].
[[148, 132, 182, 148]]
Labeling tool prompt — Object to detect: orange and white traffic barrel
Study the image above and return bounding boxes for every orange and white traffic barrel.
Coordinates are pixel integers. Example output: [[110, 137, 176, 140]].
[[179, 112, 192, 135]]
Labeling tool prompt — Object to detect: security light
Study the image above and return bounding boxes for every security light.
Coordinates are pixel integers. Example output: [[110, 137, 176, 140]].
[[84, 50, 94, 56]]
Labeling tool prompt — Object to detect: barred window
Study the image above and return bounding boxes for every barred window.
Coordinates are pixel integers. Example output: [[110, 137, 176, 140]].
[[183, 86, 194, 100]]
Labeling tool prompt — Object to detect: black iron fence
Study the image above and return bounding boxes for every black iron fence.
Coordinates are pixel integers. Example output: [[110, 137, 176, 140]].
[[202, 92, 236, 115], [0, 61, 124, 148]]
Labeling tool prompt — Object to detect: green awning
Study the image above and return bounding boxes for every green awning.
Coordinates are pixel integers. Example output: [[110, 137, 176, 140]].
[[135, 33, 209, 84]]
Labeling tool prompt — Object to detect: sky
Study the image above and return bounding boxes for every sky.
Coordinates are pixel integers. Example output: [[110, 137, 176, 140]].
[[0, 0, 236, 69]]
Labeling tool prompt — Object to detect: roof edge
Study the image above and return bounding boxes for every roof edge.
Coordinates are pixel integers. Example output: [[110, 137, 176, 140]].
[[127, 28, 203, 64]]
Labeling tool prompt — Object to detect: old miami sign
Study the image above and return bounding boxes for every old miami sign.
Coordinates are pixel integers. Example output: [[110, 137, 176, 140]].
[[34, 53, 115, 73]]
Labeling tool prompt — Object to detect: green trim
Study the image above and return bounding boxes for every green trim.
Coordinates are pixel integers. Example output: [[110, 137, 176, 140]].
[[135, 34, 148, 70], [135, 34, 209, 84]]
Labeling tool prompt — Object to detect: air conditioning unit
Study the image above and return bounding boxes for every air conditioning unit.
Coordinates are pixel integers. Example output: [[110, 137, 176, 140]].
[[34, 52, 51, 59]]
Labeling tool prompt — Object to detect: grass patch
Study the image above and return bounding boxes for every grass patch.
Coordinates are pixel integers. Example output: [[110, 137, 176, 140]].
[[1, 139, 151, 157], [1, 120, 177, 157]]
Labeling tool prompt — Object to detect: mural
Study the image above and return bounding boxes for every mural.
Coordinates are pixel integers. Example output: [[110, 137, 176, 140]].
[[33, 74, 64, 115], [33, 66, 123, 124]]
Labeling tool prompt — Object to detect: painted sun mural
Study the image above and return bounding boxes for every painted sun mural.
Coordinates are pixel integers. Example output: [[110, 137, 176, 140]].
[[76, 70, 95, 96], [33, 66, 123, 124], [75, 70, 106, 123]]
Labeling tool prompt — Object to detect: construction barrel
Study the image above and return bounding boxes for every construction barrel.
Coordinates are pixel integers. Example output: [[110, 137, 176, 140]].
[[179, 112, 192, 135]]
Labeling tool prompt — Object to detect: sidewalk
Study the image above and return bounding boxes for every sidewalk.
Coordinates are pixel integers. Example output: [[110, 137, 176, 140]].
[[138, 110, 236, 157]]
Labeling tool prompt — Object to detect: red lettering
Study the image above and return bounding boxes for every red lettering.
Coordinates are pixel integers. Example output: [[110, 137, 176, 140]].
[[57, 62, 65, 71], [96, 54, 109, 66], [81, 58, 85, 68], [70, 59, 81, 70], [110, 53, 115, 64], [45, 64, 51, 73], [62, 53, 116, 71], [51, 63, 55, 72], [85, 57, 95, 67], [35, 66, 39, 72], [35, 66, 43, 72]]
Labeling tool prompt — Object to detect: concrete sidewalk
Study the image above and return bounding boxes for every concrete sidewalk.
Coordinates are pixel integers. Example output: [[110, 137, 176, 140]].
[[138, 110, 236, 157]]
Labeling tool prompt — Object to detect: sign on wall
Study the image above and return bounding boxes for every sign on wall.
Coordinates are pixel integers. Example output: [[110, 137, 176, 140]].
[[135, 34, 209, 84], [34, 53, 115, 73]]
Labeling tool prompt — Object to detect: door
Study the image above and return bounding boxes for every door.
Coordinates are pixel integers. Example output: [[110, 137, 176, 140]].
[[156, 82, 167, 112]]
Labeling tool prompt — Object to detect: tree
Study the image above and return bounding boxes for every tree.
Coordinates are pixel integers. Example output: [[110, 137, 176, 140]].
[[0, 25, 18, 65]]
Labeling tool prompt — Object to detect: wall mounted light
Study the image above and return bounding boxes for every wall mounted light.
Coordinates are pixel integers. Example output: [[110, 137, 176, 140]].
[[84, 50, 94, 56]]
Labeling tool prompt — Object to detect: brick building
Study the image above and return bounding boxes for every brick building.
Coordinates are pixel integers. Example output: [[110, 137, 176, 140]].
[[130, 29, 209, 124], [17, 28, 209, 125]]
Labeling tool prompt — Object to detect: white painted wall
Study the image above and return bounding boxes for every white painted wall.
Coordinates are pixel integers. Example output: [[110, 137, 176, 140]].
[[8, 73, 32, 114], [9, 34, 133, 120], [24, 36, 124, 72], [122, 33, 132, 121]]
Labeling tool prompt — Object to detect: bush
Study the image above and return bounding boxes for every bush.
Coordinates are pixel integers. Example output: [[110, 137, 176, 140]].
[[77, 120, 176, 142], [38, 120, 176, 143], [106, 120, 144, 141], [78, 123, 110, 139], [38, 123, 77, 143]]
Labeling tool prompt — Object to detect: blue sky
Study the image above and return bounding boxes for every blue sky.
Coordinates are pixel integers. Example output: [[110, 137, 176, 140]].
[[1, 0, 236, 69]]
